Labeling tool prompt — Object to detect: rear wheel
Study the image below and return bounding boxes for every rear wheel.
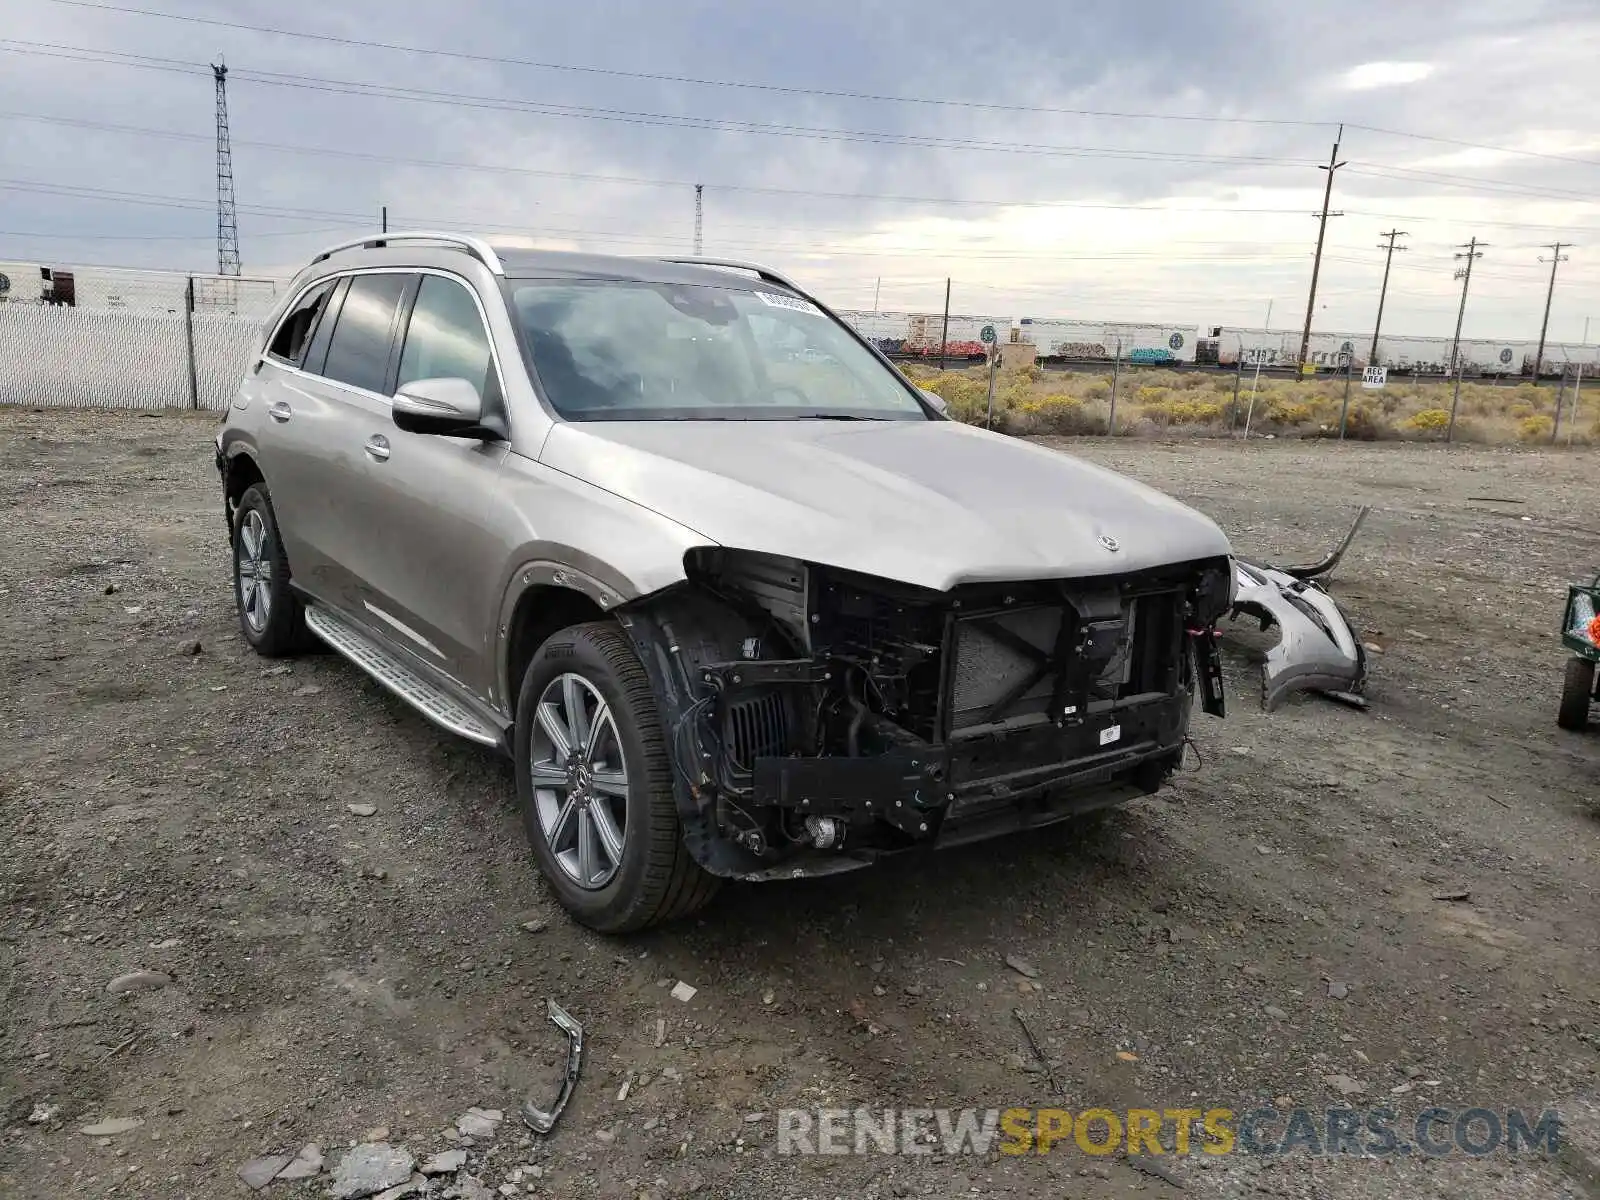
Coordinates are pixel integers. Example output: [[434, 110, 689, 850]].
[[1558, 656, 1595, 731], [232, 483, 312, 657], [513, 621, 720, 932]]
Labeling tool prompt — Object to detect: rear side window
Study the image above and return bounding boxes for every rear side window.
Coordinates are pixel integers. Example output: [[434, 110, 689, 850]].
[[266, 279, 335, 366], [319, 273, 410, 395], [396, 275, 497, 399]]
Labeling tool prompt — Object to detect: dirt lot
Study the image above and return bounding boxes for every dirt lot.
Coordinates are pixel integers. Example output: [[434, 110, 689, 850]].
[[3, 407, 1599, 1200]]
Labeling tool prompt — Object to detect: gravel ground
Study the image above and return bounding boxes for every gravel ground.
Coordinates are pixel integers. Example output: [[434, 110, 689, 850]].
[[2, 407, 1598, 1200]]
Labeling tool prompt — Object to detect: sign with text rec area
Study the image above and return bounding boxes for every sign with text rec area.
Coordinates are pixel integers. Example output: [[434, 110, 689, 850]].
[[1362, 366, 1388, 389]]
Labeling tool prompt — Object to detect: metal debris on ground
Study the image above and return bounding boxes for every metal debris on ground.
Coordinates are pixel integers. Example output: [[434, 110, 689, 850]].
[[1011, 1008, 1063, 1094], [1124, 1152, 1186, 1189], [521, 999, 584, 1134]]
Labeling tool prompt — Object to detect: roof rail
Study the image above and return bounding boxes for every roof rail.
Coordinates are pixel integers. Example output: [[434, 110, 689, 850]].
[[657, 256, 804, 296], [309, 231, 506, 276]]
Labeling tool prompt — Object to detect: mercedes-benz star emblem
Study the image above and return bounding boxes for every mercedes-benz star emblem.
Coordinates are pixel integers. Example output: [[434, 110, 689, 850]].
[[1099, 534, 1121, 552]]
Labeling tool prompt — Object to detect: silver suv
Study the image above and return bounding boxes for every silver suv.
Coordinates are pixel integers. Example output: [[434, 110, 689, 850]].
[[215, 232, 1235, 931]]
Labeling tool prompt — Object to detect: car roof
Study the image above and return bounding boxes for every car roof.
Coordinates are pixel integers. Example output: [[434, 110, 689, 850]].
[[297, 235, 798, 293]]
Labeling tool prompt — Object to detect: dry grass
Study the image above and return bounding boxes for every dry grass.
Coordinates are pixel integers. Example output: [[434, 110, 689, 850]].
[[902, 363, 1595, 445]]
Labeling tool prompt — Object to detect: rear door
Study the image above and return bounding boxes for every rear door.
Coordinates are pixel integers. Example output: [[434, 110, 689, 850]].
[[248, 276, 340, 576], [281, 270, 412, 615], [357, 272, 511, 695]]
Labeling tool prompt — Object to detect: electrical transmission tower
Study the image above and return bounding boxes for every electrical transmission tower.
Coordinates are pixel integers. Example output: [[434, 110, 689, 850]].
[[693, 184, 703, 256], [1298, 123, 1346, 371], [1446, 238, 1485, 443], [1532, 242, 1571, 385], [1369, 230, 1407, 366], [213, 61, 241, 277]]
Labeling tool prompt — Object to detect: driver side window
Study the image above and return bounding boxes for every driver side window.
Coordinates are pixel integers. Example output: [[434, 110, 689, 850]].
[[397, 275, 499, 401]]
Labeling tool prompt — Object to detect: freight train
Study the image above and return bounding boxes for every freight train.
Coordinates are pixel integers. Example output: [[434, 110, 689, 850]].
[[838, 311, 1600, 379]]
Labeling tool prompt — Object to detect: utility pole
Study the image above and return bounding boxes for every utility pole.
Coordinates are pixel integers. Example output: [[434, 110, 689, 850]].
[[380, 205, 387, 234], [938, 278, 951, 372], [1532, 242, 1570, 384], [212, 60, 240, 276], [1446, 238, 1486, 443], [1369, 229, 1407, 366], [1244, 298, 1273, 438], [872, 277, 881, 314], [693, 184, 703, 256], [1298, 124, 1346, 370]]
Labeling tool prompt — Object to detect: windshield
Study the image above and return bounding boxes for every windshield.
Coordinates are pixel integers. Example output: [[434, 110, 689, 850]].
[[508, 278, 929, 421]]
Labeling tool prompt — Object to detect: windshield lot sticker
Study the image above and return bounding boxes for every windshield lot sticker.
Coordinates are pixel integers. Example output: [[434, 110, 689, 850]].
[[754, 290, 824, 317]]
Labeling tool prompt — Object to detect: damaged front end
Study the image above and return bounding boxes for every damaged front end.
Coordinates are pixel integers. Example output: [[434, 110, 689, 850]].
[[616, 549, 1234, 881], [1228, 506, 1371, 711]]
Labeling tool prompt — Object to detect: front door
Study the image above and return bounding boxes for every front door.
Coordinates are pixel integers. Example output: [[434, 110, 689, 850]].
[[355, 272, 512, 697]]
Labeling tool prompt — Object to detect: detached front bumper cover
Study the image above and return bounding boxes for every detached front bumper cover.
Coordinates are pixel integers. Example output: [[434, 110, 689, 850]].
[[1229, 506, 1371, 711]]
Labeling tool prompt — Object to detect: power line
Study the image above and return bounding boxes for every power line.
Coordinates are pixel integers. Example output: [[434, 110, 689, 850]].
[[1345, 164, 1600, 205], [0, 179, 1347, 263], [36, 0, 1332, 129], [1345, 124, 1600, 171], [14, 108, 1600, 241], [39, 1, 1600, 174], [0, 110, 1336, 216], [0, 42, 1324, 167]]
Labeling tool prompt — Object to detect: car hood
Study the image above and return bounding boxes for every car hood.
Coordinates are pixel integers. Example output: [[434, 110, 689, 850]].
[[538, 418, 1232, 591]]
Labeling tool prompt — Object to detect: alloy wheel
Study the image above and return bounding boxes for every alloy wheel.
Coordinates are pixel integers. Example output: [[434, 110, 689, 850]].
[[529, 672, 630, 889], [236, 508, 274, 633]]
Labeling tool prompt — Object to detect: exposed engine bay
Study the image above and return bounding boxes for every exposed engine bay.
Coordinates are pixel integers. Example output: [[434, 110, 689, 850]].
[[1227, 506, 1372, 711], [617, 550, 1234, 880]]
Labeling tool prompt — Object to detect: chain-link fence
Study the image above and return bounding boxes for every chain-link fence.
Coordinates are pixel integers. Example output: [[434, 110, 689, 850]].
[[0, 263, 283, 412]]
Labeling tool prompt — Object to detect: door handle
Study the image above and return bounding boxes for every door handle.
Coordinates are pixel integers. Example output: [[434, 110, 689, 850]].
[[364, 434, 391, 462], [267, 399, 292, 423]]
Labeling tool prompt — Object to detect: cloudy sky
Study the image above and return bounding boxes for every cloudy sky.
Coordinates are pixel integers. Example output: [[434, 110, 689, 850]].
[[3, 0, 1599, 342]]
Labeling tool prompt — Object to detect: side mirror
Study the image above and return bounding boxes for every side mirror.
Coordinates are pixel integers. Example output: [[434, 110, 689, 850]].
[[919, 388, 950, 417], [392, 377, 486, 436]]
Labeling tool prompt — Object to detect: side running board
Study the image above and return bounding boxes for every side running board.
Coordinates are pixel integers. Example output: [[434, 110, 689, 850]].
[[302, 604, 504, 748]]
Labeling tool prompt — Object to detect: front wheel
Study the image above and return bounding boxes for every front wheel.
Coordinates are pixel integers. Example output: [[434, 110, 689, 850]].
[[513, 621, 720, 932], [1558, 656, 1595, 731]]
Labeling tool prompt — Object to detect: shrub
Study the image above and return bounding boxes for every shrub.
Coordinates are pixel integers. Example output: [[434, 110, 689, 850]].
[[1406, 408, 1451, 431], [1518, 415, 1554, 442], [1508, 400, 1536, 420], [1266, 400, 1314, 426], [1010, 394, 1100, 435], [1339, 402, 1388, 441], [1140, 397, 1225, 425]]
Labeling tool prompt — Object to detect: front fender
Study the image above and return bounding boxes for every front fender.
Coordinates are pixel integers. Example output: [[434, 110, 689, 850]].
[[488, 451, 719, 711]]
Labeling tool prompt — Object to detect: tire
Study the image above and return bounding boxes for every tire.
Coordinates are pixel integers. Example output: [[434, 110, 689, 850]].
[[232, 483, 312, 657], [1558, 656, 1595, 732], [513, 621, 720, 933]]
